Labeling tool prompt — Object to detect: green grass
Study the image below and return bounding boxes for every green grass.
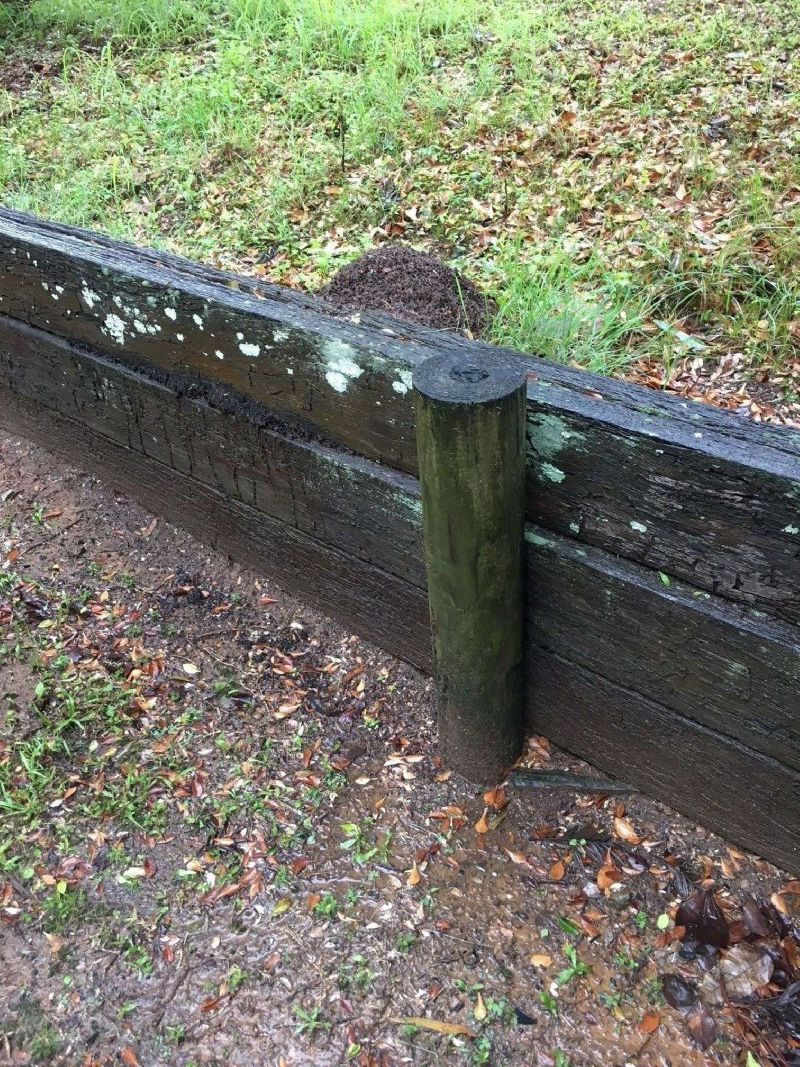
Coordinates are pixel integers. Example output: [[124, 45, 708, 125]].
[[1, 0, 799, 383]]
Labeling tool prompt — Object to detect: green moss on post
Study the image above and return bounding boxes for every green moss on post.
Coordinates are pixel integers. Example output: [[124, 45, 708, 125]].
[[413, 351, 526, 782]]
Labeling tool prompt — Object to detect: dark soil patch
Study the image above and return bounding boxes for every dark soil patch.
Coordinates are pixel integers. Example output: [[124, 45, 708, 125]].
[[0, 49, 62, 96], [1, 429, 798, 1067], [320, 244, 496, 337]]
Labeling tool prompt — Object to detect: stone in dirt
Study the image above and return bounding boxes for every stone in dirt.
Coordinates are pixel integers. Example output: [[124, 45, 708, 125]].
[[320, 243, 496, 337]]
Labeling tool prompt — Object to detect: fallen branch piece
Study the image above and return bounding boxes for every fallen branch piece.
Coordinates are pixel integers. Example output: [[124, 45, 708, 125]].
[[510, 769, 634, 793]]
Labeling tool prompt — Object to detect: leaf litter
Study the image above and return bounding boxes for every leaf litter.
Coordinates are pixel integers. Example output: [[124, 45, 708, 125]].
[[1, 428, 799, 1066]]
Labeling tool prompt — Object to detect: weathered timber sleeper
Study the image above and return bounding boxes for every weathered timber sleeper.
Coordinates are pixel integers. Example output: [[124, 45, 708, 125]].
[[1, 211, 799, 869]]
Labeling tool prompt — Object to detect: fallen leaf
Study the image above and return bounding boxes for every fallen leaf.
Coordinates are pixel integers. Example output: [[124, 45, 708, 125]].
[[613, 816, 642, 845], [676, 887, 729, 948], [407, 863, 422, 887], [182, 662, 199, 675], [640, 1012, 660, 1034], [661, 973, 698, 1010], [530, 953, 553, 968], [473, 992, 487, 1022], [505, 849, 529, 865], [120, 1049, 141, 1067], [390, 1017, 476, 1039], [474, 809, 490, 834], [719, 943, 773, 1000], [686, 1006, 717, 1049], [549, 859, 565, 881], [483, 785, 508, 810]]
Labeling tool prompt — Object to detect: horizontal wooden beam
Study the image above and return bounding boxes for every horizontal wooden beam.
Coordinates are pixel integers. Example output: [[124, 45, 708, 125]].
[[2, 209, 799, 626], [528, 655, 800, 873], [1, 313, 798, 867]]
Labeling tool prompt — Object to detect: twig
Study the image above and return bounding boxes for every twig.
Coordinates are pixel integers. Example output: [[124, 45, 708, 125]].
[[25, 515, 83, 550], [150, 960, 191, 1029], [510, 769, 634, 794]]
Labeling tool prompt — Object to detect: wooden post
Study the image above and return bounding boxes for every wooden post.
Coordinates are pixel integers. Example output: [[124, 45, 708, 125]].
[[413, 351, 526, 783]]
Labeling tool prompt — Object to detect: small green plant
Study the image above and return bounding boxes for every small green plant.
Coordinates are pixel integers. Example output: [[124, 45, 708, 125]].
[[165, 1024, 186, 1045], [645, 976, 664, 1006], [339, 820, 391, 865], [554, 1053, 571, 1067], [313, 892, 338, 919], [557, 944, 590, 987], [634, 910, 649, 931], [293, 1005, 331, 1038], [471, 1036, 493, 1065], [41, 885, 87, 932], [30, 1022, 62, 1064], [338, 955, 375, 993], [227, 965, 247, 993], [557, 916, 582, 938], [394, 930, 416, 953], [539, 989, 558, 1017], [613, 950, 639, 972]]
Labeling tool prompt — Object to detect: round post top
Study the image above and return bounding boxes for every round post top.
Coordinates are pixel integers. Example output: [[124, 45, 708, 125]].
[[412, 351, 527, 405]]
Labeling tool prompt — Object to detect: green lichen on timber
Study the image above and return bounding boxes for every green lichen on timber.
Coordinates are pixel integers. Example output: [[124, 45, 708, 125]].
[[538, 462, 567, 484], [524, 530, 555, 549], [527, 412, 587, 462]]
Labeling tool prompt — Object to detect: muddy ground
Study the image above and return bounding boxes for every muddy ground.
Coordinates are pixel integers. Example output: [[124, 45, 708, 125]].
[[1, 427, 799, 1067]]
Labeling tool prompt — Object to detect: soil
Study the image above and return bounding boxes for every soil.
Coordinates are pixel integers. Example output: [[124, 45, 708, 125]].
[[1, 427, 799, 1067], [320, 245, 496, 338]]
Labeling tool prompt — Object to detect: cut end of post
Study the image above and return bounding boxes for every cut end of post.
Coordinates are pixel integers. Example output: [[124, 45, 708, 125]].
[[412, 351, 527, 407]]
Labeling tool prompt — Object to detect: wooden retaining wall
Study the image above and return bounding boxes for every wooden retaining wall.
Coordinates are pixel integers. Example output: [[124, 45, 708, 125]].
[[1, 208, 798, 870]]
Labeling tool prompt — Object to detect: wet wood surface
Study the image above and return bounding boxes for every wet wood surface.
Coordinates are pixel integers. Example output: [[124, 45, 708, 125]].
[[2, 209, 799, 624]]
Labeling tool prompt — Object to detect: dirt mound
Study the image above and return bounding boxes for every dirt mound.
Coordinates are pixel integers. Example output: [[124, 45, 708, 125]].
[[320, 244, 495, 336]]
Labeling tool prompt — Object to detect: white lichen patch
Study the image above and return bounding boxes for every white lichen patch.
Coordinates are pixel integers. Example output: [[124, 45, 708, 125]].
[[323, 341, 364, 392], [391, 369, 414, 395], [630, 520, 648, 533], [525, 530, 555, 548], [539, 462, 566, 484], [529, 413, 587, 462], [133, 320, 147, 334], [273, 328, 290, 343], [177, 333, 185, 342], [165, 307, 177, 321], [103, 313, 126, 345], [287, 367, 293, 375], [783, 525, 799, 535], [215, 350, 224, 360], [239, 342, 261, 358], [41, 281, 49, 291], [569, 521, 580, 534], [192, 314, 204, 329]]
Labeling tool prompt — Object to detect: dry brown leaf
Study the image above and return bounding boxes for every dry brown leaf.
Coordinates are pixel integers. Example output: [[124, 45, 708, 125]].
[[474, 808, 490, 834], [473, 992, 487, 1022], [549, 859, 565, 881], [613, 816, 642, 845], [120, 1049, 141, 1067], [483, 785, 508, 810], [530, 953, 553, 968], [505, 849, 528, 865], [407, 863, 422, 887], [598, 857, 623, 891], [640, 1012, 661, 1034], [390, 1017, 476, 1039]]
